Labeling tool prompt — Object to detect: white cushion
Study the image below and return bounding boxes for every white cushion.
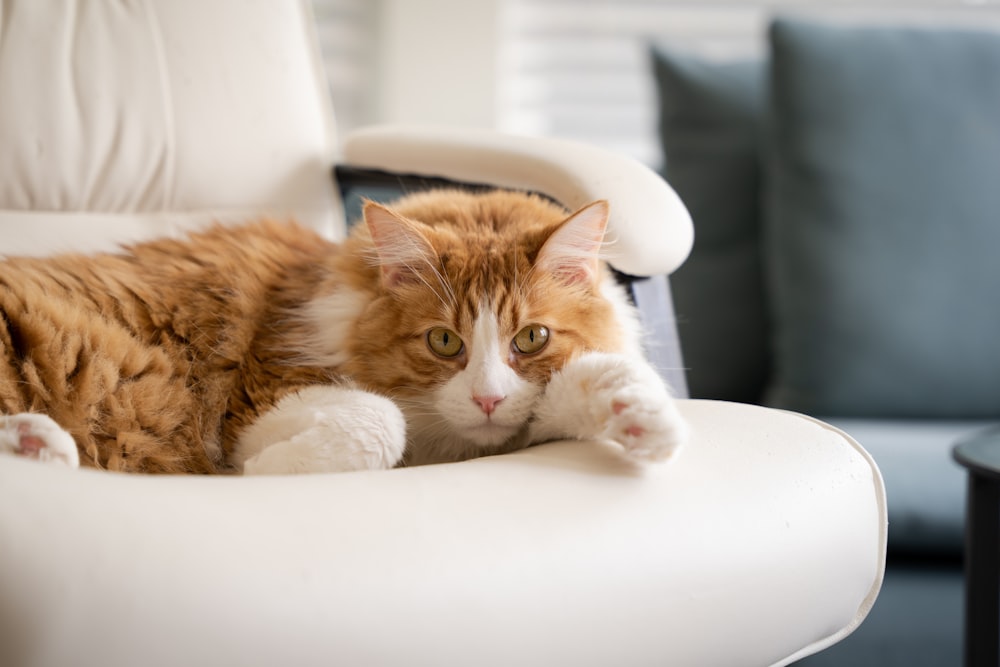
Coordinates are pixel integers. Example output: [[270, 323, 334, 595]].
[[0, 0, 342, 257], [0, 400, 886, 667]]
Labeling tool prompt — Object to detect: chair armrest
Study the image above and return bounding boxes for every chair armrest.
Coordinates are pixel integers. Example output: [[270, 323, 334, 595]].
[[340, 124, 694, 277]]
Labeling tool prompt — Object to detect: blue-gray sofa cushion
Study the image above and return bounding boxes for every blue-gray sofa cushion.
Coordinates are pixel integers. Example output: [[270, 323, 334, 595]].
[[765, 19, 1000, 418], [827, 418, 987, 556], [650, 47, 770, 403]]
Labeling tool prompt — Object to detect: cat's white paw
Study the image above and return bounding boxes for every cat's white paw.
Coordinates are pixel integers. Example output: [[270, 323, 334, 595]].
[[542, 352, 687, 462], [0, 413, 80, 467], [235, 386, 407, 475], [593, 356, 687, 462]]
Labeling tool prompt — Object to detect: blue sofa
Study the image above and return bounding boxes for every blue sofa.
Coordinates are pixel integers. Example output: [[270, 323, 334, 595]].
[[652, 18, 1000, 665]]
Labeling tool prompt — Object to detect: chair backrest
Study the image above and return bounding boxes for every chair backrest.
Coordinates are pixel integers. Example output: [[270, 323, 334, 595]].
[[0, 0, 343, 258]]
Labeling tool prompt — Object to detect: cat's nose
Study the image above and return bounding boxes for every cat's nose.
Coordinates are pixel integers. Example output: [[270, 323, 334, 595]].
[[473, 394, 505, 416]]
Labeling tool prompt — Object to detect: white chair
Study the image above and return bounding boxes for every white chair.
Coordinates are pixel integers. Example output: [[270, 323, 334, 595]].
[[0, 2, 885, 666]]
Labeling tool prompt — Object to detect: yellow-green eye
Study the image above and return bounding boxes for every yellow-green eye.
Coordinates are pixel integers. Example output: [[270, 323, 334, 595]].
[[427, 327, 464, 358], [513, 324, 549, 355]]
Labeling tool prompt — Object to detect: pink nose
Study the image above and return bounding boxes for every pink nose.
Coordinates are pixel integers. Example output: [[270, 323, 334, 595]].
[[473, 395, 504, 416]]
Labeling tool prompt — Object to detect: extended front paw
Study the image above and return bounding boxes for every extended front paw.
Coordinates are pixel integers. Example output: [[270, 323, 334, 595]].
[[600, 379, 686, 462], [237, 386, 407, 475], [0, 413, 80, 467], [576, 353, 687, 462]]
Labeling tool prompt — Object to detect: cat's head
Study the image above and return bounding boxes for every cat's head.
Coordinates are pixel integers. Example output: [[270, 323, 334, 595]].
[[342, 190, 629, 463]]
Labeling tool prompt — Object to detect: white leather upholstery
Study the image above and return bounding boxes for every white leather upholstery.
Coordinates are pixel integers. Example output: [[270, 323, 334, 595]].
[[0, 401, 885, 667], [0, 0, 342, 256], [0, 1, 886, 665]]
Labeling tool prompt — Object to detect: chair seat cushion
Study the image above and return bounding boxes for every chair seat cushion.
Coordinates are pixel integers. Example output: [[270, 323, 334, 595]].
[[0, 400, 885, 667]]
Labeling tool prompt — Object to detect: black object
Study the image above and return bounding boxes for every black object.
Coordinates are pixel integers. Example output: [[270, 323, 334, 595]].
[[954, 426, 1000, 667]]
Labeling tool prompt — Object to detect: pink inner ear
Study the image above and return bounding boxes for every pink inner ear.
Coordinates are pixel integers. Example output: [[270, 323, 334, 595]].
[[550, 258, 595, 287], [363, 202, 437, 289], [381, 264, 412, 289], [536, 200, 610, 286]]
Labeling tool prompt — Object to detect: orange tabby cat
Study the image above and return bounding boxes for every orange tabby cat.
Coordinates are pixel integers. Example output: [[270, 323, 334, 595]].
[[0, 189, 685, 474]]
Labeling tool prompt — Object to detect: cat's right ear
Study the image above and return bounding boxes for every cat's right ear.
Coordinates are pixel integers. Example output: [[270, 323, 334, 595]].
[[363, 201, 438, 289], [535, 199, 609, 287]]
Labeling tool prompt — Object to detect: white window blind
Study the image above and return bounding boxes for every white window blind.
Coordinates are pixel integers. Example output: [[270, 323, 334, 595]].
[[497, 0, 1000, 167], [310, 0, 377, 135]]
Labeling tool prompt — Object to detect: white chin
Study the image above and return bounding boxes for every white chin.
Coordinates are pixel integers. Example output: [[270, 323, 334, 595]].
[[462, 422, 520, 447]]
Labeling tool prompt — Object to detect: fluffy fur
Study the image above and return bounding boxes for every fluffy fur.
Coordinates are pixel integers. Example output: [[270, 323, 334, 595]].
[[0, 189, 685, 474]]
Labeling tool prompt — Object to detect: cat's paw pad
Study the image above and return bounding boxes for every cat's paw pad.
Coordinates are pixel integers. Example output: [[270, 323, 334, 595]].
[[583, 354, 687, 462], [601, 382, 686, 462], [0, 414, 79, 467]]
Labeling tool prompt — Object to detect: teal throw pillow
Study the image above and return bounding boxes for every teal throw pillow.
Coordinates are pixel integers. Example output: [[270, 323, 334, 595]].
[[765, 19, 1000, 417], [651, 47, 770, 403]]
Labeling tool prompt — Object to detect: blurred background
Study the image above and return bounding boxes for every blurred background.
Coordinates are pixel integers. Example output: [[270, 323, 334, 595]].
[[311, 0, 1000, 165], [310, 2, 1000, 665]]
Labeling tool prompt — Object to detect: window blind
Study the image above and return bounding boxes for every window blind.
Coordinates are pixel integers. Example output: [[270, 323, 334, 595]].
[[497, 0, 1000, 166], [311, 0, 377, 136]]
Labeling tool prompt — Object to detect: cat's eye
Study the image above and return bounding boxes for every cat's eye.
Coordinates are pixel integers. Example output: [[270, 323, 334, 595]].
[[427, 327, 464, 358], [513, 324, 549, 355]]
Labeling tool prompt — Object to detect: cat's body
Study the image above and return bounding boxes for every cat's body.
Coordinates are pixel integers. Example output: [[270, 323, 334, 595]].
[[0, 189, 685, 474]]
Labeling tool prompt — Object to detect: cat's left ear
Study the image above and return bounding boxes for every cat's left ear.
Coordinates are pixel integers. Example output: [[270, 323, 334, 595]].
[[536, 200, 609, 287], [363, 201, 439, 289]]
